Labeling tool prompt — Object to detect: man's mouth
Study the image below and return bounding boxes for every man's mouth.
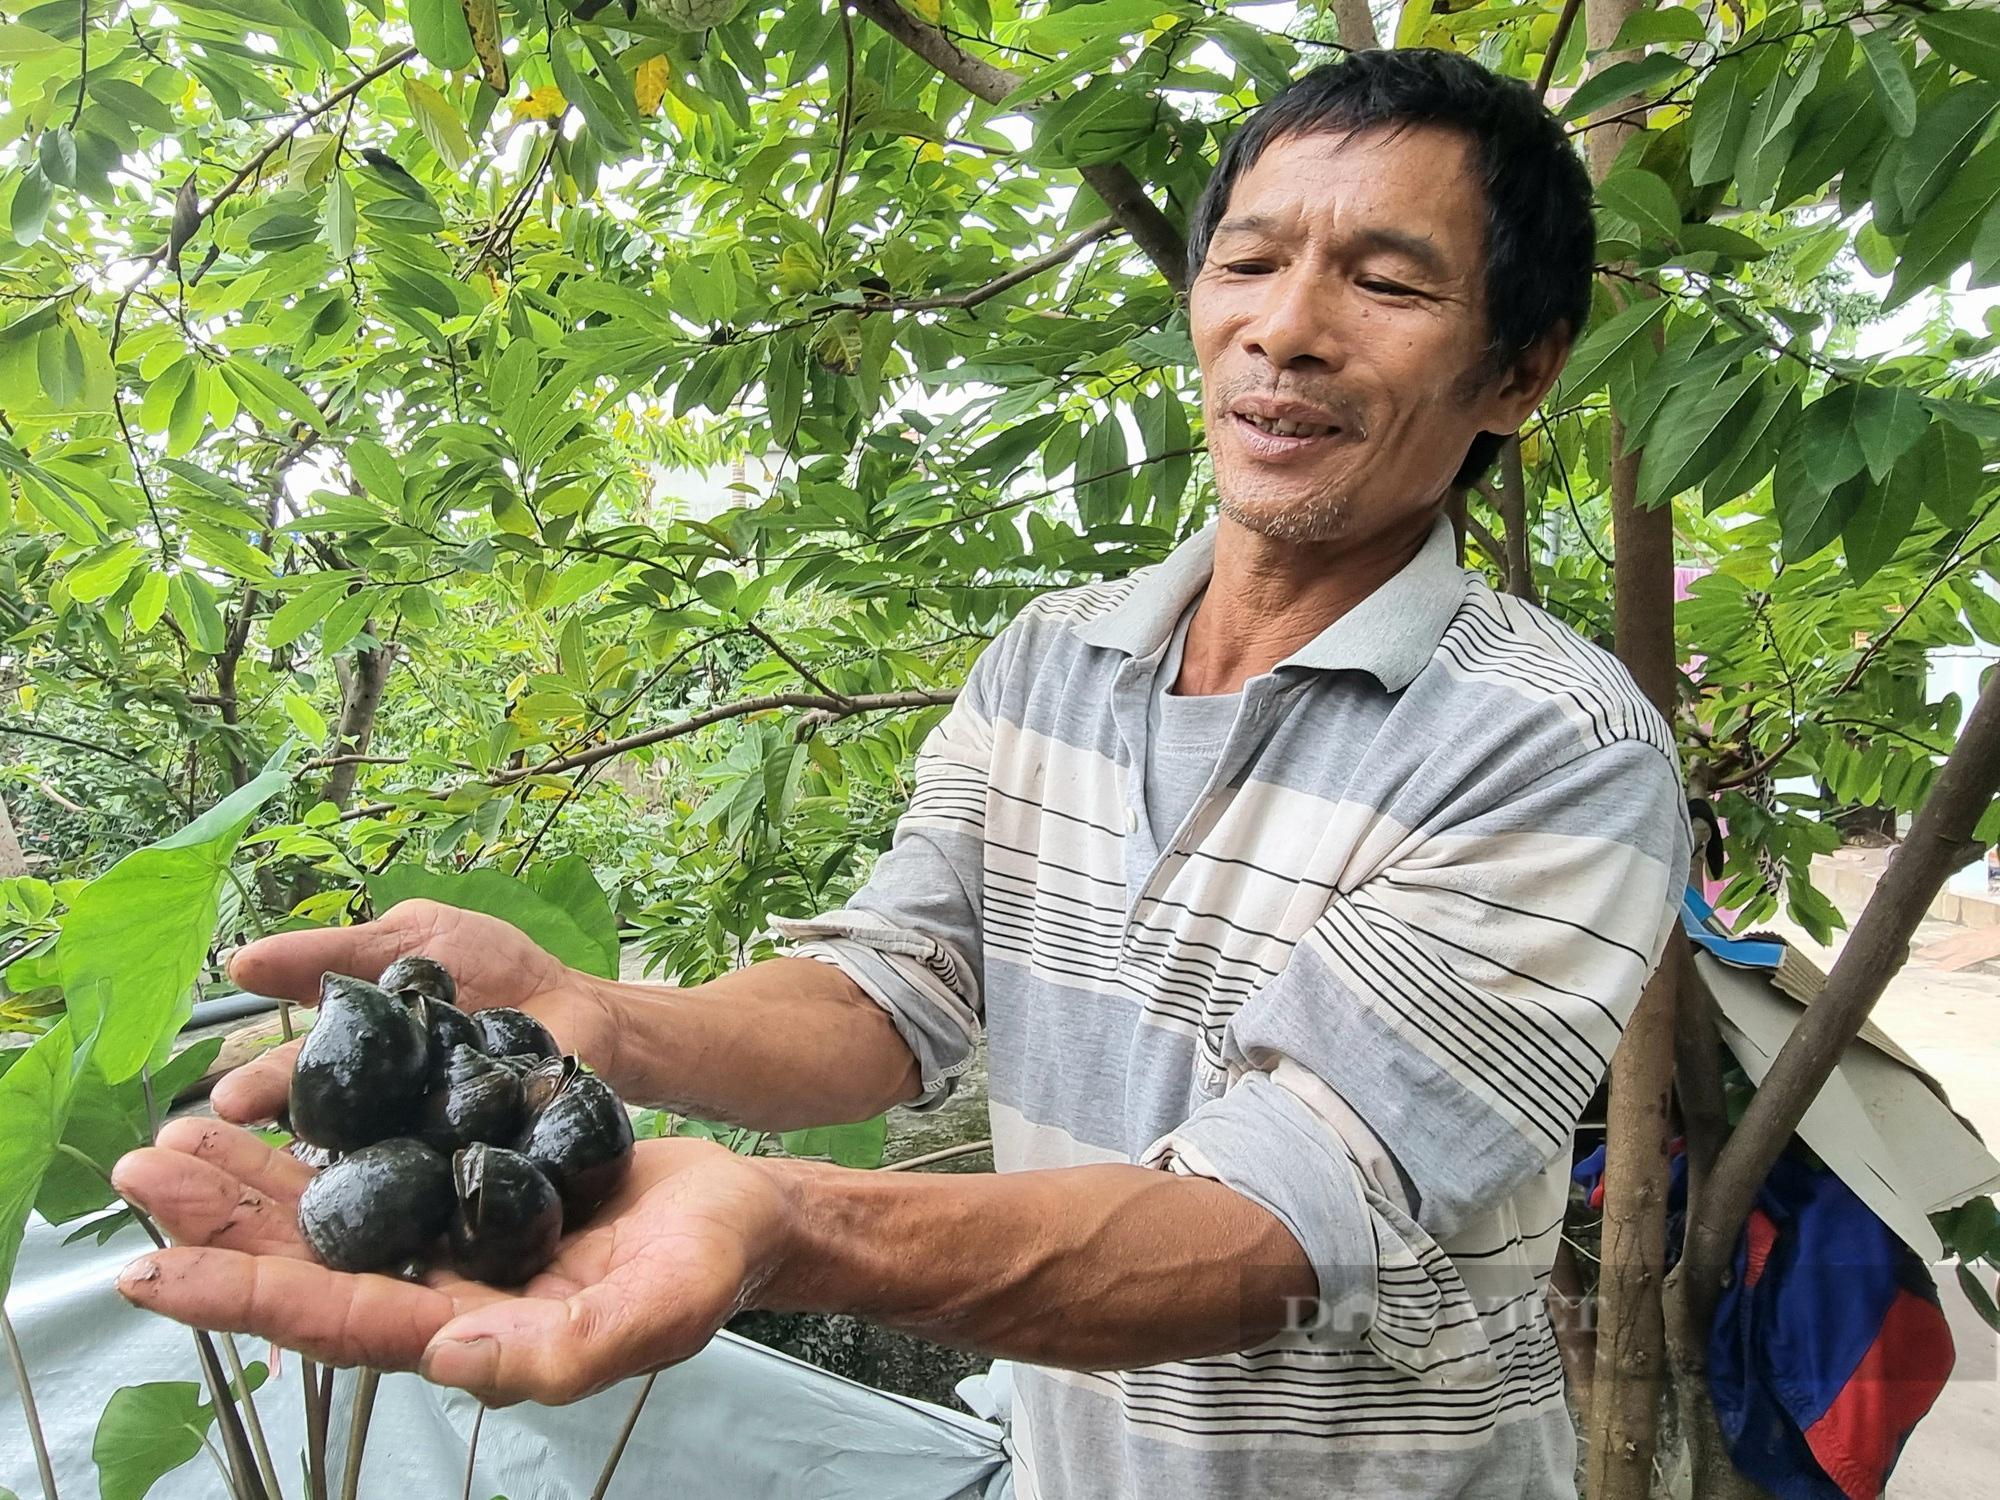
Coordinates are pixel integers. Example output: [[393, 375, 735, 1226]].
[[1237, 412, 1338, 438]]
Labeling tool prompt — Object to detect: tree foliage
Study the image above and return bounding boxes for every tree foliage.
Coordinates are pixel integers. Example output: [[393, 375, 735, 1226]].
[[0, 0, 1993, 1014]]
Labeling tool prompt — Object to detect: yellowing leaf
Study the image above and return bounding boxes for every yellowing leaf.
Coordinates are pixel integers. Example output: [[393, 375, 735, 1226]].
[[404, 78, 473, 169], [513, 86, 567, 123], [635, 56, 669, 117], [909, 0, 941, 20], [918, 141, 945, 163]]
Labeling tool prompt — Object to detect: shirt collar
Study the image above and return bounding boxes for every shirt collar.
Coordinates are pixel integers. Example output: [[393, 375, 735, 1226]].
[[1072, 512, 1467, 693]]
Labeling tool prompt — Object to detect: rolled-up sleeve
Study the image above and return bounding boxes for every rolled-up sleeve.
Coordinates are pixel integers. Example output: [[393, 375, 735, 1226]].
[[771, 634, 1016, 1108], [1144, 738, 1689, 1379]]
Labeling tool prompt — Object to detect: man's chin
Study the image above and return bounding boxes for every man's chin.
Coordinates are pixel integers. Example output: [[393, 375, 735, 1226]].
[[1218, 491, 1351, 545]]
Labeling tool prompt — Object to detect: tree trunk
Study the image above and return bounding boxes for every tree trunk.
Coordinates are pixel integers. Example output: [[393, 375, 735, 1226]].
[[1663, 663, 2000, 1486], [1578, 2, 1681, 1495], [1328, 0, 1380, 50], [319, 631, 395, 812], [1496, 434, 1537, 603], [0, 794, 27, 877]]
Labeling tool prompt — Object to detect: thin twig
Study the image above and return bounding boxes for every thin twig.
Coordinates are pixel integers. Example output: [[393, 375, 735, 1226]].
[[1534, 0, 1585, 99], [877, 1139, 993, 1172], [586, 1374, 658, 1500], [221, 1333, 284, 1500], [2, 1305, 58, 1500], [301, 1359, 330, 1500], [460, 1403, 486, 1500], [337, 1368, 379, 1500]]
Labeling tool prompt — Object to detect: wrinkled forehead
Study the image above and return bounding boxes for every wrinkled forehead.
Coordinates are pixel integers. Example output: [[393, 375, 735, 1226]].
[[1213, 123, 1489, 268]]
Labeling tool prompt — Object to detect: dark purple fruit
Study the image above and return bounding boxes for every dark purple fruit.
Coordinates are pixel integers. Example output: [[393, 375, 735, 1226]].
[[290, 975, 431, 1153], [517, 1057, 633, 1217], [448, 1144, 563, 1286], [296, 1139, 452, 1274], [379, 955, 456, 1005], [474, 1008, 559, 1061], [418, 1045, 526, 1156]]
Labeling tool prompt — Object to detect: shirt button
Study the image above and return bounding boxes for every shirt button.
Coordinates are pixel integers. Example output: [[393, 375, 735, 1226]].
[[1125, 806, 1139, 832]]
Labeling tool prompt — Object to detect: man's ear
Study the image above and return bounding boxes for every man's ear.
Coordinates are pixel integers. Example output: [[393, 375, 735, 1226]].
[[1485, 330, 1574, 432]]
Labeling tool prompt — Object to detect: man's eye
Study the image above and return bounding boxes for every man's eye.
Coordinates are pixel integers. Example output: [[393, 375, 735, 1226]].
[[1360, 277, 1421, 297], [1223, 261, 1272, 275]]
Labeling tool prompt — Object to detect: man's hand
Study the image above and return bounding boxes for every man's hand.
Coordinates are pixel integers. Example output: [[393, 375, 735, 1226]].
[[113, 1120, 788, 1405], [214, 899, 615, 1127]]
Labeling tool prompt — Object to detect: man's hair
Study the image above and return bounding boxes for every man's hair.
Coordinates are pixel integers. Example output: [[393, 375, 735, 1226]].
[[1186, 48, 1596, 484]]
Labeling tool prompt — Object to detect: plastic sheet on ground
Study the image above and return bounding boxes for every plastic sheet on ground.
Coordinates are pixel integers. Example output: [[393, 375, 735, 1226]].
[[2, 1215, 1012, 1500]]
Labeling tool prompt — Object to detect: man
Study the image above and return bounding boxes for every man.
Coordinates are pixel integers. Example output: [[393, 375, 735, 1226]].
[[116, 49, 1689, 1499]]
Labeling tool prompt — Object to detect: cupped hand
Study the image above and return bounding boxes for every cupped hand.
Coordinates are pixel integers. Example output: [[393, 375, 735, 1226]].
[[214, 899, 613, 1126], [113, 1120, 790, 1405]]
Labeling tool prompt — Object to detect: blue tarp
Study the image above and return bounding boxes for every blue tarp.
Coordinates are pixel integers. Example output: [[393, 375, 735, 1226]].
[[2, 1215, 1014, 1499]]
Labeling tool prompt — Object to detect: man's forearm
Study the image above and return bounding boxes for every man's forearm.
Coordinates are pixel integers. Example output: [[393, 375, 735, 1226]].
[[567, 957, 923, 1132], [754, 1160, 1318, 1370]]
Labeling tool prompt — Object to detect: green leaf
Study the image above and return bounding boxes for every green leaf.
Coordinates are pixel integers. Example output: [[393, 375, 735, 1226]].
[[38, 125, 75, 188], [408, 0, 475, 71], [1598, 168, 1682, 242], [1775, 443, 1868, 561], [1636, 370, 1761, 508], [550, 43, 636, 157], [405, 77, 473, 169], [1703, 379, 1799, 511], [36, 1038, 222, 1223], [1842, 474, 1920, 585], [166, 570, 227, 654], [266, 572, 355, 648], [1851, 385, 1930, 482], [1609, 7, 1707, 50], [1799, 383, 1869, 493], [360, 196, 447, 235], [1554, 296, 1667, 400], [780, 1113, 887, 1168], [1690, 54, 1756, 185], [346, 436, 404, 505], [0, 1019, 74, 1300], [67, 541, 143, 602], [368, 866, 619, 977], [1895, 83, 2000, 222], [59, 753, 292, 1083], [323, 170, 355, 260], [93, 1381, 210, 1500], [1562, 55, 1692, 122], [11, 166, 53, 245], [1859, 29, 1917, 137], [36, 322, 84, 409], [219, 356, 327, 435], [1919, 10, 2000, 83], [523, 854, 620, 975], [1889, 143, 2000, 307], [290, 0, 350, 49], [1890, 418, 1987, 527]]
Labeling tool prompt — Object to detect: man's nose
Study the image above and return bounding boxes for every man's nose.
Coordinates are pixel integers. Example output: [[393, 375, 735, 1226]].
[[1240, 267, 1344, 372]]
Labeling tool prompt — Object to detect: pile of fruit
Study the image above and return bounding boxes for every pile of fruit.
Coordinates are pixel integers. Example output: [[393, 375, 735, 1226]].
[[285, 957, 633, 1285]]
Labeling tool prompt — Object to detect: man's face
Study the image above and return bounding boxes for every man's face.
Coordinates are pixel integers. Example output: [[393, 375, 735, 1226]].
[[1189, 125, 1554, 545]]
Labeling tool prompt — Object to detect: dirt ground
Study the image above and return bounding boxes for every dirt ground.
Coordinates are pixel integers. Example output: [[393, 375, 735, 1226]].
[[1764, 905, 2000, 1498]]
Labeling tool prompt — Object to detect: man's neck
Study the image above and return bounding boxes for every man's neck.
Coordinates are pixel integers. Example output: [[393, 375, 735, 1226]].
[[1174, 506, 1441, 697]]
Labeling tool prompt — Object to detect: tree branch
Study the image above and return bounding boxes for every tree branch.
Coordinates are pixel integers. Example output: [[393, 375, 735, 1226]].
[[1327, 0, 1379, 50], [840, 217, 1120, 313], [848, 0, 1189, 292], [1678, 663, 2000, 1307], [334, 687, 962, 822]]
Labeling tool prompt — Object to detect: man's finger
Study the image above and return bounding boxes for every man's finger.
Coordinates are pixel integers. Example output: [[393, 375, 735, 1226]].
[[208, 1039, 301, 1126], [420, 1244, 728, 1405], [113, 1143, 310, 1259], [117, 1247, 470, 1372], [226, 916, 432, 1005], [155, 1117, 315, 1200]]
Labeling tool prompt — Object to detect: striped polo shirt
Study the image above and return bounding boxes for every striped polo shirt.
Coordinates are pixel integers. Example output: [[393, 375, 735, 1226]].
[[778, 512, 1689, 1499]]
